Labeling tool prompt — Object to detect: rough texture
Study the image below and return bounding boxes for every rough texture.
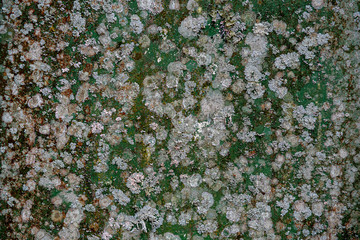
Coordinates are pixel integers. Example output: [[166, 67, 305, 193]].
[[0, 0, 359, 239]]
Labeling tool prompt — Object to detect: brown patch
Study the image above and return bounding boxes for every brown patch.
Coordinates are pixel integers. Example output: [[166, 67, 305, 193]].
[[117, 61, 125, 74], [90, 222, 99, 232], [132, 51, 142, 60], [246, 150, 256, 158], [62, 88, 73, 98], [83, 63, 93, 73], [84, 105, 91, 115], [121, 172, 129, 182], [58, 54, 71, 68], [78, 195, 88, 206]]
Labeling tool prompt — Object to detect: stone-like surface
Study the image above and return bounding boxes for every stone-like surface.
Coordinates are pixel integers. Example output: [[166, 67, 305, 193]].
[[0, 0, 359, 239]]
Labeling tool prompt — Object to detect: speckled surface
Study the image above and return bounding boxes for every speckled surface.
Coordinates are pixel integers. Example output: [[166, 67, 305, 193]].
[[0, 0, 359, 239]]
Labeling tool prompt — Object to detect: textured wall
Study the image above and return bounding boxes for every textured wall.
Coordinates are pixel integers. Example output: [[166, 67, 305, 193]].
[[0, 0, 359, 239]]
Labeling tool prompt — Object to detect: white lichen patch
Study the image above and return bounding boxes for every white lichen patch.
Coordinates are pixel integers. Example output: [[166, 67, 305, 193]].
[[178, 16, 207, 39], [0, 0, 358, 239]]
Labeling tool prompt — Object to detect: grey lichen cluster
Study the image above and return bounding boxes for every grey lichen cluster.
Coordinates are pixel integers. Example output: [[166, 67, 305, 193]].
[[0, 0, 359, 239]]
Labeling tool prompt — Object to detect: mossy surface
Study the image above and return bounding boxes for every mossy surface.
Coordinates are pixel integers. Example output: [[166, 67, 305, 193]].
[[0, 0, 359, 239]]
